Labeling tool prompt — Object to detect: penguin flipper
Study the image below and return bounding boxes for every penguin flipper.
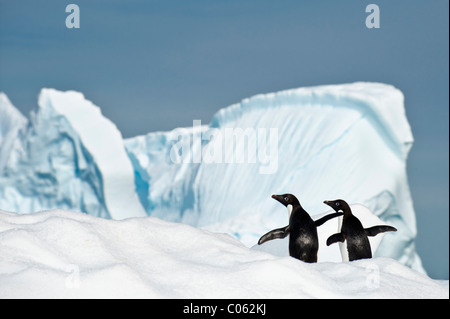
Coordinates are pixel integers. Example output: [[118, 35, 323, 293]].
[[314, 212, 344, 227], [365, 225, 397, 237], [258, 225, 290, 245], [326, 233, 345, 246]]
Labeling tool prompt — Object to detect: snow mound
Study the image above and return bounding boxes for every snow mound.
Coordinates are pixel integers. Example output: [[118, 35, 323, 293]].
[[0, 209, 447, 299]]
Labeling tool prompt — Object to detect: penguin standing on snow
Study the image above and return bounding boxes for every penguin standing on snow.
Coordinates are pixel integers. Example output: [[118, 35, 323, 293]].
[[258, 194, 342, 263], [323, 199, 397, 261]]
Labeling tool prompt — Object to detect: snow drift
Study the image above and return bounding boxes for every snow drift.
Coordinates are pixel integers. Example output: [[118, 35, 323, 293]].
[[0, 209, 447, 299], [0, 82, 422, 273]]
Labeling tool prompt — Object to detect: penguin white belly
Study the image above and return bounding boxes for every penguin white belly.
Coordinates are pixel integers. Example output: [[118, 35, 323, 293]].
[[339, 241, 349, 262], [286, 204, 293, 216], [337, 216, 349, 262]]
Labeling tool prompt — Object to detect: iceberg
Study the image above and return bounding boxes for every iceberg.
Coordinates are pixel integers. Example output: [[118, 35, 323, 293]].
[[125, 82, 421, 271], [0, 89, 146, 220], [0, 93, 27, 172], [0, 82, 423, 273]]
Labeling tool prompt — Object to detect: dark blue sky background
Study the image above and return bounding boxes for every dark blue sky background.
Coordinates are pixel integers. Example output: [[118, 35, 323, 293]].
[[0, 0, 448, 279]]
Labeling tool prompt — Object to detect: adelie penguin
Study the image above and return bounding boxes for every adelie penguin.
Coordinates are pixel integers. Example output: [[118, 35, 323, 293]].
[[323, 199, 397, 261], [258, 194, 343, 263]]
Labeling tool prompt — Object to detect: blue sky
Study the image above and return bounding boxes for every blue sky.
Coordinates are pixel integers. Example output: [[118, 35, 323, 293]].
[[0, 0, 448, 279]]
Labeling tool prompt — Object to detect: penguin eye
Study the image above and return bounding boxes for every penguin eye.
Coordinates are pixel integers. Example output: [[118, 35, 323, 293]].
[[284, 196, 289, 202], [336, 202, 340, 206]]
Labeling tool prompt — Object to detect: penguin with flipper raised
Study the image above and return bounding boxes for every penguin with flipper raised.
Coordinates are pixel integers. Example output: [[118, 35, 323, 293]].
[[323, 199, 397, 261]]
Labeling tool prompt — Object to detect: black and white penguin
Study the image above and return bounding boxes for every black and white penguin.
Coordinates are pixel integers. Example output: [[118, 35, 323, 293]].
[[323, 199, 397, 261], [258, 194, 342, 263]]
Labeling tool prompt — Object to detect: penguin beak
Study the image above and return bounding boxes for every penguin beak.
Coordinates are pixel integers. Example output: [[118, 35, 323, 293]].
[[323, 200, 334, 209], [271, 194, 283, 204], [323, 200, 342, 213]]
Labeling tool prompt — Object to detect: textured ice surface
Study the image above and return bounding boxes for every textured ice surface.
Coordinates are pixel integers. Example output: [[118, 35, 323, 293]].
[[0, 93, 27, 172], [0, 89, 146, 219]]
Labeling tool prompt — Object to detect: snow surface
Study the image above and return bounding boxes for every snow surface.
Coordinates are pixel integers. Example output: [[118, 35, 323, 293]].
[[0, 209, 447, 299], [0, 82, 425, 278]]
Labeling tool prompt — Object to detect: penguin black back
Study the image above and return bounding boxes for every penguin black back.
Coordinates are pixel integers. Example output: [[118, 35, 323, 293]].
[[272, 194, 319, 263]]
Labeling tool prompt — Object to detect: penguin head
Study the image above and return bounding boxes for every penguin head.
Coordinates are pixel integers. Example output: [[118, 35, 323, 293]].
[[272, 194, 301, 215], [272, 193, 299, 206], [323, 199, 351, 215]]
